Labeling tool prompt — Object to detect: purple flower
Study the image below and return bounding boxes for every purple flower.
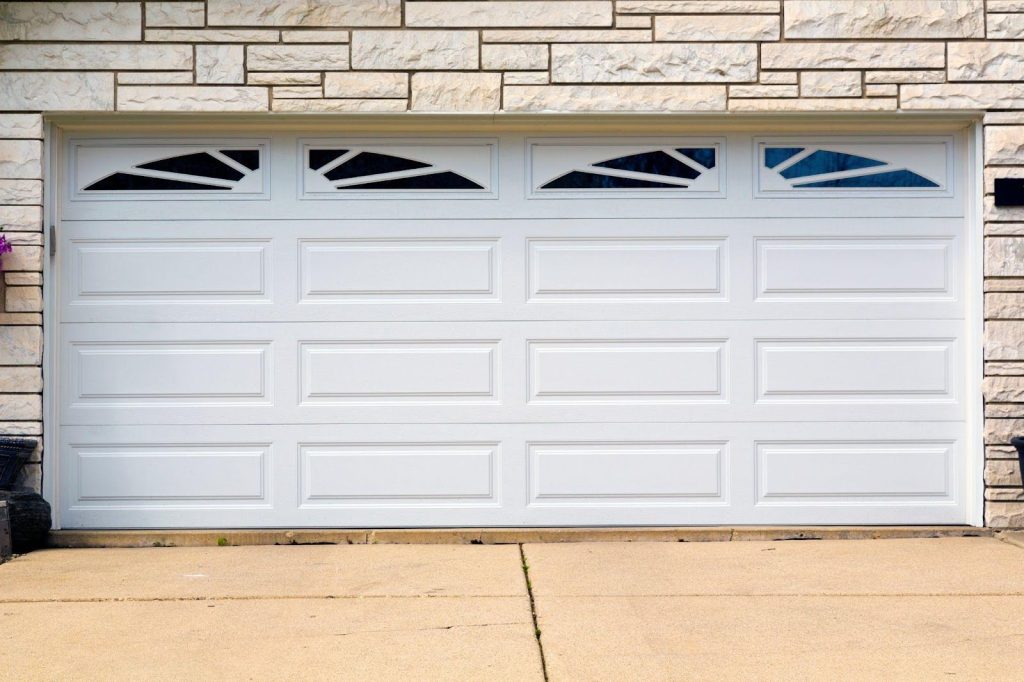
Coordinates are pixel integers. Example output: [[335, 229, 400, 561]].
[[0, 234, 12, 272]]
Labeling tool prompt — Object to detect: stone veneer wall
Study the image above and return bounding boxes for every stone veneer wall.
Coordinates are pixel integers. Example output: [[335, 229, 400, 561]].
[[0, 0, 1023, 525]]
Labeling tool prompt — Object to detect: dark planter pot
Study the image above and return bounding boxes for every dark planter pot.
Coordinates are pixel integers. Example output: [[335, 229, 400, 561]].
[[1013, 437, 1024, 485], [0, 437, 37, 490], [0, 489, 50, 553]]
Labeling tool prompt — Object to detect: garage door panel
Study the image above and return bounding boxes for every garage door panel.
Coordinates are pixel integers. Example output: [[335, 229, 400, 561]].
[[60, 217, 963, 324], [59, 421, 964, 527], [60, 319, 963, 425]]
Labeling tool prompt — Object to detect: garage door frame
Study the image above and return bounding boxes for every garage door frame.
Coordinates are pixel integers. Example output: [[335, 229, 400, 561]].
[[39, 113, 986, 529]]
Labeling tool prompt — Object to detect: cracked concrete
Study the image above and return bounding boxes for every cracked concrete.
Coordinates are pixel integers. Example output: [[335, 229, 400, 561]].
[[3, 538, 1024, 679]]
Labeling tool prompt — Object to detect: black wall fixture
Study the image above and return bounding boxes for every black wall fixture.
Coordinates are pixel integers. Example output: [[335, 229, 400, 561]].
[[994, 178, 1024, 207]]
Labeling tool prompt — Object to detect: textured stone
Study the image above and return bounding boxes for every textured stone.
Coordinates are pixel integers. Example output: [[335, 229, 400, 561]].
[[0, 115, 42, 139], [503, 71, 549, 85], [986, 127, 1024, 165], [616, 15, 651, 28], [483, 29, 651, 42], [618, 1, 779, 12], [1, 245, 42, 271], [902, 83, 1024, 109], [196, 45, 245, 84], [272, 98, 407, 112], [0, 180, 41, 205], [0, 367, 39, 394], [4, 273, 41, 286], [0, 44, 191, 70], [0, 326, 41, 366], [0, 2, 141, 41], [800, 71, 862, 98], [118, 86, 269, 112], [949, 42, 1024, 81], [987, 238, 1024, 276], [282, 30, 350, 43], [145, 2, 205, 28], [987, 279, 1024, 293], [729, 97, 895, 111], [0, 395, 40, 421], [247, 45, 348, 71], [411, 73, 501, 112], [987, 502, 1024, 527], [987, 322, 1024, 361], [351, 31, 478, 70], [208, 0, 400, 27], [760, 71, 797, 85], [0, 141, 42, 179], [408, 1, 611, 27], [990, 1, 1024, 10], [989, 13, 1024, 40], [117, 72, 195, 85], [865, 70, 946, 84], [503, 84, 725, 111], [988, 361, 1024, 376], [784, 0, 984, 39], [866, 83, 898, 97], [0, 72, 113, 110], [247, 72, 323, 86], [985, 376, 1024, 403], [656, 15, 779, 41], [762, 42, 946, 69], [987, 487, 1024, 501], [728, 84, 797, 98], [4, 286, 41, 314], [482, 44, 548, 71], [551, 43, 756, 83], [145, 29, 280, 43], [987, 223, 1024, 238], [324, 72, 407, 98], [986, 418, 1024, 444], [986, 168, 1024, 196], [0, 207, 41, 232], [271, 86, 322, 99], [0, 422, 41, 437]]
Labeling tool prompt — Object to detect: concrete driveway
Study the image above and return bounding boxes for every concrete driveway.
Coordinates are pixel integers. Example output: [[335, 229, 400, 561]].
[[2, 536, 1024, 680]]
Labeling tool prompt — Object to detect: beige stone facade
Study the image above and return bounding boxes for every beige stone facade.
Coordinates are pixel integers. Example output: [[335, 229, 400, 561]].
[[0, 0, 1022, 525]]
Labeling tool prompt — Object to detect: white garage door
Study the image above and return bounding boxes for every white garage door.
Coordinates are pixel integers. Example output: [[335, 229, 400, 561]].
[[54, 129, 973, 528]]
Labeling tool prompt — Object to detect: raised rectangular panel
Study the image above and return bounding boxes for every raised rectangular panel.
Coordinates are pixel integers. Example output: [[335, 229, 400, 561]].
[[70, 342, 270, 405], [756, 441, 951, 501], [756, 238, 952, 300], [299, 239, 497, 301], [301, 341, 498, 404], [73, 444, 267, 503], [757, 339, 953, 403], [69, 239, 268, 303], [300, 443, 497, 505], [529, 340, 725, 403], [529, 442, 724, 503], [528, 238, 724, 300]]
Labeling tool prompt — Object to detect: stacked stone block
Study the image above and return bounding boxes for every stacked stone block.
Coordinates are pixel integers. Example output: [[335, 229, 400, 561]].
[[0, 0, 1021, 524]]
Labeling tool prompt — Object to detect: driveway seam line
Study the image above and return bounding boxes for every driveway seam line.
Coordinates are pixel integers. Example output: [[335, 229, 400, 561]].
[[520, 544, 549, 682]]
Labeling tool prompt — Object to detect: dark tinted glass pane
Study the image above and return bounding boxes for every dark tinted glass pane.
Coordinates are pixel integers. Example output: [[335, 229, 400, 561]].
[[780, 150, 885, 179], [676, 147, 716, 169], [337, 171, 483, 190], [594, 151, 699, 180], [326, 152, 431, 181], [308, 149, 346, 171], [542, 171, 679, 189], [220, 149, 260, 170], [793, 169, 940, 188], [84, 172, 229, 191], [137, 152, 244, 181], [764, 147, 804, 168]]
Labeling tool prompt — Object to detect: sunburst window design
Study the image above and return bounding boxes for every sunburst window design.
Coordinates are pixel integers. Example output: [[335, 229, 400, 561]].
[[539, 147, 717, 191], [83, 149, 261, 192], [308, 148, 484, 190], [762, 146, 940, 189]]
